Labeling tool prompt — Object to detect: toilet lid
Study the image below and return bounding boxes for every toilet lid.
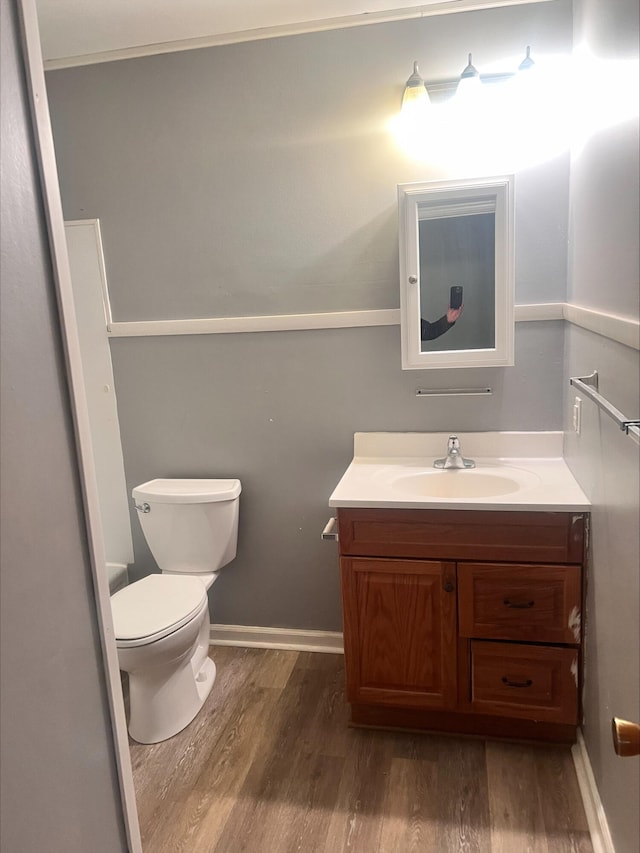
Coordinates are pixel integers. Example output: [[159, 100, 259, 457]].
[[111, 575, 207, 642], [132, 478, 241, 504]]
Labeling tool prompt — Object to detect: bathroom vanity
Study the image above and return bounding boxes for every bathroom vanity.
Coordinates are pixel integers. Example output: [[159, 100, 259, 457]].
[[328, 433, 590, 744]]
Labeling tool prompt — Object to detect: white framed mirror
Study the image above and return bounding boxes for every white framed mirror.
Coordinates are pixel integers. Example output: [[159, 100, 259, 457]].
[[398, 175, 515, 369]]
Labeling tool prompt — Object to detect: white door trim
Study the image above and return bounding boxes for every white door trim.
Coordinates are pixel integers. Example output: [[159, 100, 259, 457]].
[[17, 3, 142, 850]]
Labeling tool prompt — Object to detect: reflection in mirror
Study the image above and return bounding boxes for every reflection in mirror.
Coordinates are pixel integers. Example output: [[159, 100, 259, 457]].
[[398, 176, 514, 369], [419, 209, 495, 352]]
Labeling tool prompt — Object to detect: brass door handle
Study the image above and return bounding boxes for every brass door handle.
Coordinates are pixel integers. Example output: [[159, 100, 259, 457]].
[[612, 717, 640, 757]]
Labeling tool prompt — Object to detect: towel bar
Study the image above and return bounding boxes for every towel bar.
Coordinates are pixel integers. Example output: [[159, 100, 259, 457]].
[[570, 371, 640, 436]]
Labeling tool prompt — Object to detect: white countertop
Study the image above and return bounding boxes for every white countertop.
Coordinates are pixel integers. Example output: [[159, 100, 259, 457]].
[[329, 432, 591, 512]]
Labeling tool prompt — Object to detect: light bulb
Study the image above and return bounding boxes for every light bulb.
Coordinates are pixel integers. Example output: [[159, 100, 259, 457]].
[[518, 45, 535, 73], [401, 61, 430, 115], [456, 53, 482, 102]]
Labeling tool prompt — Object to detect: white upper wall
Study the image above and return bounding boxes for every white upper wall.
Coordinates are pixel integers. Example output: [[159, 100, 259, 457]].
[[46, 2, 573, 324], [567, 0, 639, 318]]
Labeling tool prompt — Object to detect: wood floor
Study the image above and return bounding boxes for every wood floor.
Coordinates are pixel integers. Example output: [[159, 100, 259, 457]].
[[129, 647, 593, 853]]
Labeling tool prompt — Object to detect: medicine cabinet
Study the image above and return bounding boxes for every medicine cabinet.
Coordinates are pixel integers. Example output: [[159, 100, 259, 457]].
[[398, 176, 515, 369]]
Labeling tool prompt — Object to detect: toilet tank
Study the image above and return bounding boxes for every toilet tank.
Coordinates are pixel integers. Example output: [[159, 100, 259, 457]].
[[132, 479, 241, 574]]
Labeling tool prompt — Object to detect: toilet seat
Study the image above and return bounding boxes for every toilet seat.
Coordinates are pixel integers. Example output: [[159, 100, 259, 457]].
[[112, 574, 207, 648]]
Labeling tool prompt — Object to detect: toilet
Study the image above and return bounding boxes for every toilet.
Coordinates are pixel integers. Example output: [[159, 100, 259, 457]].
[[111, 478, 241, 744]]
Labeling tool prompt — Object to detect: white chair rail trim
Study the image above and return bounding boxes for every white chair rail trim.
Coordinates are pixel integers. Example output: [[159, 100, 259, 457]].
[[564, 303, 639, 350], [107, 303, 639, 350], [109, 308, 400, 337], [106, 303, 560, 338]]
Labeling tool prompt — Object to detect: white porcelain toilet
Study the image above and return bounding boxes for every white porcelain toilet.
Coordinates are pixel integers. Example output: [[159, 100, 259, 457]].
[[111, 478, 241, 744]]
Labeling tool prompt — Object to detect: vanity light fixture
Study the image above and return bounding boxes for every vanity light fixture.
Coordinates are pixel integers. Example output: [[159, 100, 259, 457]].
[[400, 47, 537, 102], [509, 46, 538, 108], [455, 53, 482, 100], [401, 60, 431, 116], [518, 45, 535, 73]]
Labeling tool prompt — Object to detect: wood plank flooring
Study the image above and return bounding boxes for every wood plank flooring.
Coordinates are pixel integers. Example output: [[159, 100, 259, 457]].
[[129, 647, 593, 853]]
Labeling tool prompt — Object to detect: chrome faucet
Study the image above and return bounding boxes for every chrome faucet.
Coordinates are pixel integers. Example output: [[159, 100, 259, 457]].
[[434, 435, 476, 469]]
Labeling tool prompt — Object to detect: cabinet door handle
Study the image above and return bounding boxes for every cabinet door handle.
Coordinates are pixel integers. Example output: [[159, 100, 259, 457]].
[[444, 580, 455, 593], [503, 598, 535, 609], [501, 676, 533, 689]]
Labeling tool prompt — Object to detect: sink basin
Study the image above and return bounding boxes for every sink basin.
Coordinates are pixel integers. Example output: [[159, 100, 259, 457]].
[[390, 468, 540, 499], [328, 433, 591, 510]]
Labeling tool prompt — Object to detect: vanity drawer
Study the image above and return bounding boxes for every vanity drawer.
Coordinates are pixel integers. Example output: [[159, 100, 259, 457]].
[[458, 563, 582, 644], [337, 509, 585, 564], [470, 641, 579, 724]]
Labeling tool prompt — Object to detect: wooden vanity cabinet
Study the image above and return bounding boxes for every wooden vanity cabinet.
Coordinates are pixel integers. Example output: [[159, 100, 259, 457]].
[[337, 507, 587, 744]]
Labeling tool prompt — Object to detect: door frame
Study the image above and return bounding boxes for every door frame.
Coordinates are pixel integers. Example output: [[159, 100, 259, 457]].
[[16, 2, 142, 849]]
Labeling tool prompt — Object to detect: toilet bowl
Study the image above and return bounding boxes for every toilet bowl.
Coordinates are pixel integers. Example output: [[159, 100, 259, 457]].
[[111, 478, 241, 744]]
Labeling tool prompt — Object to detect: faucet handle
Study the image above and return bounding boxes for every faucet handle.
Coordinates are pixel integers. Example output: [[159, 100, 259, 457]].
[[435, 434, 475, 468]]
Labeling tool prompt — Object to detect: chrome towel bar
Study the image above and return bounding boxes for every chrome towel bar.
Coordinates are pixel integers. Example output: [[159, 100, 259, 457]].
[[416, 387, 492, 397], [321, 517, 338, 542], [570, 371, 640, 436]]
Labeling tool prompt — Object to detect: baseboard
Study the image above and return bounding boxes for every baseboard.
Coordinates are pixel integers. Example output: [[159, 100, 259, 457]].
[[572, 730, 616, 853], [209, 623, 344, 654]]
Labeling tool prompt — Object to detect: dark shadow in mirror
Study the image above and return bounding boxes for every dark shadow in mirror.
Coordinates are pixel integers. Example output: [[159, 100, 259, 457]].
[[419, 212, 495, 352]]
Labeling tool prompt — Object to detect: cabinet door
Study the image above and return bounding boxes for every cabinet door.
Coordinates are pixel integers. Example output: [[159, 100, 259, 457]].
[[340, 557, 457, 709]]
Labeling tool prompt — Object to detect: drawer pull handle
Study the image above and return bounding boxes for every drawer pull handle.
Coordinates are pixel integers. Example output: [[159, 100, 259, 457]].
[[501, 676, 533, 689], [503, 598, 535, 609]]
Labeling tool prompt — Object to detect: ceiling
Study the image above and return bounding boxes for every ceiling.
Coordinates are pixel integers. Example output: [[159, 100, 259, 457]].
[[35, 0, 549, 69]]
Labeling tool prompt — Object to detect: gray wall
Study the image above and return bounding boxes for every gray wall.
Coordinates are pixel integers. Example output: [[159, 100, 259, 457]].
[[111, 322, 563, 629], [564, 1, 640, 851], [46, 2, 572, 631], [47, 3, 572, 320], [0, 1, 127, 850]]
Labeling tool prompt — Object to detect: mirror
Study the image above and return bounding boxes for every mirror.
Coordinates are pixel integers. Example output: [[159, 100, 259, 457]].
[[398, 175, 514, 369]]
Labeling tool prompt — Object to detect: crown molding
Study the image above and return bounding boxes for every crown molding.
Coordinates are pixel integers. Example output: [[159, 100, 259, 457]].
[[43, 0, 554, 70]]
